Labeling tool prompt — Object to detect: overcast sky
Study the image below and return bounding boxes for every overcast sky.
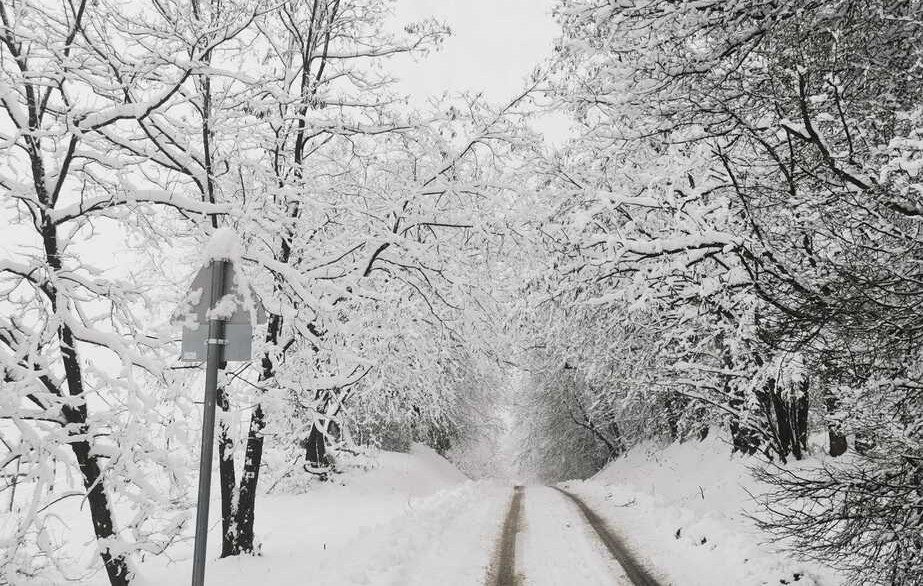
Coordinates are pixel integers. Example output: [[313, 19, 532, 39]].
[[384, 0, 573, 144], [387, 0, 560, 105]]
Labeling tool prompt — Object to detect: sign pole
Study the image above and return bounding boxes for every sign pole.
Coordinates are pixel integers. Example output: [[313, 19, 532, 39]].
[[191, 259, 227, 586]]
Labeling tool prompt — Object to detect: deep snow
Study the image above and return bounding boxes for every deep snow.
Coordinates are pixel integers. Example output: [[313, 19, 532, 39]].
[[8, 436, 850, 585], [564, 433, 846, 586], [122, 444, 505, 586]]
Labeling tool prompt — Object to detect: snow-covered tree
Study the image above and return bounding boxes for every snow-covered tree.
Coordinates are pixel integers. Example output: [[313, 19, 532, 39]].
[[0, 0, 541, 580], [192, 0, 545, 556], [539, 0, 923, 581], [0, 0, 243, 582]]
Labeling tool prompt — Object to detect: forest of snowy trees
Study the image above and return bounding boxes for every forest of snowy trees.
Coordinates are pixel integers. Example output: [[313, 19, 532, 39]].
[[1, 1, 922, 585], [519, 2, 923, 583]]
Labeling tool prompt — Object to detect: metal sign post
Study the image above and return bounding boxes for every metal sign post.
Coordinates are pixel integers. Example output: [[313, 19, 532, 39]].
[[178, 245, 265, 586], [191, 259, 227, 586]]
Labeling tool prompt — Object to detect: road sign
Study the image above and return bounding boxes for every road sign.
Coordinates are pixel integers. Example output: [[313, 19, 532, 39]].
[[178, 262, 266, 362], [178, 254, 266, 586]]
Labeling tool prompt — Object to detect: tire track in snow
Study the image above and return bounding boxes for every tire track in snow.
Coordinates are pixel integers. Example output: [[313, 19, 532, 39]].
[[552, 486, 666, 586], [516, 486, 631, 586], [488, 485, 524, 586]]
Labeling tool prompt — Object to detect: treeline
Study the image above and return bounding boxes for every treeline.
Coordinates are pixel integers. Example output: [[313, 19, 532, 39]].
[[520, 2, 923, 584]]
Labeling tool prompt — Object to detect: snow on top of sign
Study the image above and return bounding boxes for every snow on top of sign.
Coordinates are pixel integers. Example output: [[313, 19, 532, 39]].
[[202, 227, 241, 262], [186, 226, 267, 326]]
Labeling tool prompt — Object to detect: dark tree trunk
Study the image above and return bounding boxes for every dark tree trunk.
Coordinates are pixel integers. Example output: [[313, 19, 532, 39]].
[[770, 388, 794, 458], [233, 403, 266, 554], [216, 384, 238, 558], [774, 390, 808, 460], [69, 437, 130, 585], [793, 383, 809, 457], [758, 377, 810, 462], [219, 0, 343, 557], [729, 388, 762, 456], [226, 310, 281, 555], [18, 21, 128, 577], [824, 393, 848, 457], [665, 392, 685, 442], [43, 216, 130, 585], [303, 424, 328, 468]]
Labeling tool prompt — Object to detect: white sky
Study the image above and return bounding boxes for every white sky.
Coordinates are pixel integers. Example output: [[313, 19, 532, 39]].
[[385, 0, 572, 142], [388, 0, 559, 104]]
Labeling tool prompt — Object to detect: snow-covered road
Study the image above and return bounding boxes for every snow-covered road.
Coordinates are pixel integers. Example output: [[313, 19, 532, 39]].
[[40, 440, 844, 585], [77, 447, 676, 586], [512, 485, 635, 586], [134, 481, 660, 586], [365, 482, 657, 586]]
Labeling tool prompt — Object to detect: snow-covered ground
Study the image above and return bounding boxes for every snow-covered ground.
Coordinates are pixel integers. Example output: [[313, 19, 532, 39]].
[[517, 486, 631, 586], [8, 435, 850, 585], [564, 433, 845, 586], [115, 444, 509, 586]]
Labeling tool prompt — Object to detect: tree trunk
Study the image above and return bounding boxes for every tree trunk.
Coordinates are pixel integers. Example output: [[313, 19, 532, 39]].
[[69, 437, 131, 585], [793, 384, 809, 458], [217, 0, 342, 556], [729, 388, 762, 456], [226, 310, 282, 555], [762, 377, 810, 462], [665, 392, 685, 442], [44, 217, 130, 585], [824, 393, 847, 457], [303, 424, 328, 468], [59, 324, 130, 583], [216, 384, 238, 558], [233, 403, 265, 554], [770, 389, 794, 458], [777, 390, 808, 460]]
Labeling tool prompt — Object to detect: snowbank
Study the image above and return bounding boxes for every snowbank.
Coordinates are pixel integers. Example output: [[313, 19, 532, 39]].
[[564, 433, 845, 586], [353, 443, 470, 496], [78, 444, 474, 586]]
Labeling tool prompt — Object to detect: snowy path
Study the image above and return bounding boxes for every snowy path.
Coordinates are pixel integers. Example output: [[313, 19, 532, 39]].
[[503, 485, 638, 586], [96, 452, 673, 586], [395, 482, 511, 586], [26, 444, 833, 585], [552, 487, 665, 586]]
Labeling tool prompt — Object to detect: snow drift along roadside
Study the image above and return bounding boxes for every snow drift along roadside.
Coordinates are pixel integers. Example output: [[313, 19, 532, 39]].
[[88, 444, 476, 586], [563, 434, 845, 586]]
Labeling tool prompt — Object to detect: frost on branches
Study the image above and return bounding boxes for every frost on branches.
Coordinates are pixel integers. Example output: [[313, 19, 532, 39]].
[[514, 1, 923, 582], [0, 0, 536, 583]]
